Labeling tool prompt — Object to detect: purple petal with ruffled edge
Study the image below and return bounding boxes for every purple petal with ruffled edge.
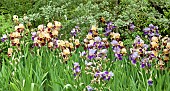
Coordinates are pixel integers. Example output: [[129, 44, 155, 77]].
[[141, 62, 146, 68], [87, 86, 93, 91], [148, 79, 153, 86]]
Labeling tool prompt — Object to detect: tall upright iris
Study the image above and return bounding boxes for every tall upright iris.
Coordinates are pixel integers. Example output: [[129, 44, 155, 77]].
[[129, 23, 136, 31], [104, 22, 116, 36], [70, 26, 80, 37], [88, 49, 97, 60], [94, 71, 114, 82], [143, 24, 160, 39], [73, 62, 81, 78], [111, 39, 126, 60], [129, 36, 148, 65]]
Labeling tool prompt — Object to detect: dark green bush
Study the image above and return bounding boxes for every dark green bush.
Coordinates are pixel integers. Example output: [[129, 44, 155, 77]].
[[0, 0, 170, 38]]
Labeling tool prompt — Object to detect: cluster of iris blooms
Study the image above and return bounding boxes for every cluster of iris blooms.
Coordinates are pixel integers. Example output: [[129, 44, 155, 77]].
[[1, 15, 31, 57], [73, 62, 81, 79], [31, 21, 61, 48], [129, 24, 170, 86], [129, 24, 170, 69], [80, 22, 126, 90], [1, 15, 82, 63], [31, 22, 82, 63], [143, 24, 170, 70], [1, 15, 170, 90], [2, 15, 25, 57], [129, 36, 150, 67], [78, 25, 126, 90], [103, 22, 127, 60]]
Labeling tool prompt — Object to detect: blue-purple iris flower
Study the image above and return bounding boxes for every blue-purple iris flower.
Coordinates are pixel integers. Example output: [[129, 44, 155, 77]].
[[111, 40, 123, 60], [88, 49, 97, 60], [87, 86, 93, 91], [130, 52, 139, 64], [143, 24, 160, 38], [31, 32, 37, 41], [140, 58, 151, 68], [94, 36, 101, 43], [73, 62, 81, 77], [70, 26, 80, 37], [104, 22, 116, 36], [71, 28, 76, 36], [1, 34, 8, 42], [148, 78, 153, 86], [80, 51, 86, 57], [111, 40, 119, 46], [94, 71, 114, 81], [129, 23, 136, 31]]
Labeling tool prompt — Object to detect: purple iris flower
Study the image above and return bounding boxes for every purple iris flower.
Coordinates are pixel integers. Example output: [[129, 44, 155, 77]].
[[80, 51, 86, 57], [104, 32, 110, 36], [74, 62, 79, 67], [94, 36, 101, 43], [131, 59, 137, 64], [111, 40, 119, 46], [131, 52, 139, 59], [104, 22, 116, 36], [71, 28, 77, 36], [149, 24, 154, 29], [143, 28, 150, 35], [94, 71, 114, 81], [88, 49, 97, 60], [89, 49, 97, 55], [31, 32, 36, 36], [148, 78, 153, 86], [113, 46, 121, 54], [70, 26, 80, 36], [75, 67, 81, 73], [106, 22, 116, 30], [87, 43, 93, 48], [101, 71, 114, 81], [143, 44, 149, 50], [98, 44, 103, 49], [129, 23, 136, 31], [88, 55, 95, 60], [31, 32, 37, 41], [141, 58, 146, 68], [88, 32, 93, 35], [130, 52, 139, 64], [73, 62, 81, 77], [149, 53, 155, 58], [115, 54, 122, 60], [87, 86, 93, 91], [148, 32, 155, 37], [141, 62, 146, 68], [1, 34, 7, 42], [143, 24, 160, 39], [105, 29, 112, 32], [94, 72, 100, 78]]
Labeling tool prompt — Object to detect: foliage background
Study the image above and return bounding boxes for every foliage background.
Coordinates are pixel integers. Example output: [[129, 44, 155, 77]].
[[0, 0, 170, 38]]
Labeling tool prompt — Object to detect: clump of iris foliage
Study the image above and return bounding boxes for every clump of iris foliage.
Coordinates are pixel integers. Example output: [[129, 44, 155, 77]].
[[0, 0, 170, 91]]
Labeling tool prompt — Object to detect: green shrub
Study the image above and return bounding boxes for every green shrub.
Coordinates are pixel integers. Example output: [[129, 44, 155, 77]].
[[0, 14, 13, 35], [114, 0, 169, 35]]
